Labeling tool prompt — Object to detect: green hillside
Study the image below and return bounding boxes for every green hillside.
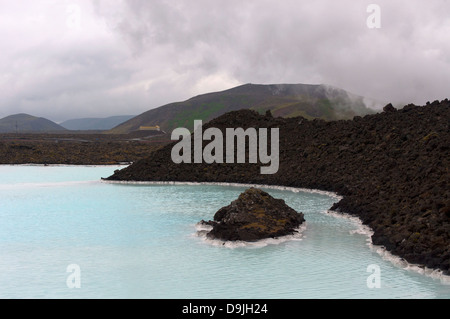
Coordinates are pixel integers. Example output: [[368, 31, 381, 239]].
[[108, 83, 377, 134], [0, 113, 67, 133]]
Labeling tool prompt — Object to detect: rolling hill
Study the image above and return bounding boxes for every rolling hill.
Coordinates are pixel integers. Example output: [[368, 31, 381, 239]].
[[0, 113, 67, 133], [108, 83, 379, 134], [60, 115, 135, 131]]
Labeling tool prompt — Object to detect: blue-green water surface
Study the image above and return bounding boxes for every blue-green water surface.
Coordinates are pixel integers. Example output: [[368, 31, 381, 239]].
[[0, 165, 448, 299]]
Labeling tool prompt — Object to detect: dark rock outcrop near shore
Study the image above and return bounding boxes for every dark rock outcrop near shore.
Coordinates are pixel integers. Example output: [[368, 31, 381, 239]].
[[200, 187, 305, 241], [106, 100, 450, 275]]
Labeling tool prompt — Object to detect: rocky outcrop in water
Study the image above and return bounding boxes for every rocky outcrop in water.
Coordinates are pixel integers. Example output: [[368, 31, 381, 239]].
[[106, 100, 450, 275], [200, 188, 305, 241]]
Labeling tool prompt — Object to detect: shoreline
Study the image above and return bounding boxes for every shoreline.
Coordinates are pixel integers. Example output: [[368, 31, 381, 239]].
[[3, 102, 449, 282], [324, 209, 450, 285], [3, 162, 449, 284], [105, 104, 450, 277], [103, 179, 450, 284]]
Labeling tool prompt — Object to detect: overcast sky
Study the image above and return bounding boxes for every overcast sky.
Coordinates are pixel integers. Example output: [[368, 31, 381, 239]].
[[1, 0, 449, 122]]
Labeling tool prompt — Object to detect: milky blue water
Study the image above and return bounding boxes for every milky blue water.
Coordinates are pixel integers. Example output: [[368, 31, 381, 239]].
[[0, 165, 449, 299]]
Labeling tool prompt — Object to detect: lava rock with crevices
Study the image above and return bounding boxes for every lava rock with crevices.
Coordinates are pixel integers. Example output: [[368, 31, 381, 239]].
[[200, 187, 305, 242], [107, 100, 450, 275]]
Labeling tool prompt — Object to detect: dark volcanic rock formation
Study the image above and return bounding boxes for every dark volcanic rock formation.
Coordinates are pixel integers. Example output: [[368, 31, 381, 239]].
[[106, 100, 450, 275], [200, 188, 305, 242]]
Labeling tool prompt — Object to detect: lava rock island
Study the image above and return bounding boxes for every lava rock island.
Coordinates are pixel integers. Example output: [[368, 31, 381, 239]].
[[200, 188, 305, 242]]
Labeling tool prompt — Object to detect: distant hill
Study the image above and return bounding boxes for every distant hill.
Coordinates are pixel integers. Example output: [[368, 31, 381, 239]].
[[60, 115, 135, 130], [108, 83, 378, 134], [0, 113, 67, 133]]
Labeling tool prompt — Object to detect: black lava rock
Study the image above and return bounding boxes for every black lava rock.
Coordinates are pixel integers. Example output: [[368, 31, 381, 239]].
[[383, 103, 397, 113], [107, 101, 450, 275], [201, 188, 305, 242]]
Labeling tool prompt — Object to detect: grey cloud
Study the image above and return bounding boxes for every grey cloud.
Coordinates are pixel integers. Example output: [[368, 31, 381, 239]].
[[1, 1, 449, 121], [102, 0, 450, 106]]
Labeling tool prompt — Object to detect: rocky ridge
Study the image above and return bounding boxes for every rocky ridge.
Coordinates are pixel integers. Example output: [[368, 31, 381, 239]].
[[106, 100, 450, 275]]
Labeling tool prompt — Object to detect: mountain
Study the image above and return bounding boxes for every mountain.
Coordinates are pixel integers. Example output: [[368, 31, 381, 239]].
[[60, 115, 135, 131], [0, 113, 67, 133], [108, 83, 378, 134]]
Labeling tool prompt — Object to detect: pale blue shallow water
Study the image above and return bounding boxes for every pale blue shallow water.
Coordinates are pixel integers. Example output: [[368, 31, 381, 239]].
[[0, 165, 449, 299]]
